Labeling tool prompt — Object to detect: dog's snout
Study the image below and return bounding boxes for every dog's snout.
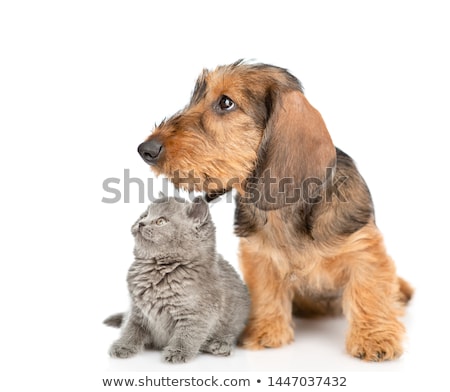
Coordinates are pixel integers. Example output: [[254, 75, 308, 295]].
[[138, 140, 164, 165]]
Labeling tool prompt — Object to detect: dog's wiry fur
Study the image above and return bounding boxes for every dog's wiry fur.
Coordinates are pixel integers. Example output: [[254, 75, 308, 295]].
[[140, 61, 413, 361]]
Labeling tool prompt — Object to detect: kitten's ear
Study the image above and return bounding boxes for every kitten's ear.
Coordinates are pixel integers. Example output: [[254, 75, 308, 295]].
[[187, 197, 209, 225]]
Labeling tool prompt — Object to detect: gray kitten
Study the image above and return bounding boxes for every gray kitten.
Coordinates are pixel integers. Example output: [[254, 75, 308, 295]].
[[104, 196, 250, 363]]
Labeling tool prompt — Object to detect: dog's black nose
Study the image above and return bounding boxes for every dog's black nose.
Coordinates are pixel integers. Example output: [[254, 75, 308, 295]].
[[138, 140, 164, 165]]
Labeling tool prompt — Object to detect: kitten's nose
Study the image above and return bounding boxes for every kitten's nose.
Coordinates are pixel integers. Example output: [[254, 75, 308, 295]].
[[138, 139, 164, 165], [139, 222, 145, 228]]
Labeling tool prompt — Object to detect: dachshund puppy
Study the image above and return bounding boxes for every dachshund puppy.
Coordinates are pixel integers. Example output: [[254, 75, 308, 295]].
[[138, 61, 413, 361]]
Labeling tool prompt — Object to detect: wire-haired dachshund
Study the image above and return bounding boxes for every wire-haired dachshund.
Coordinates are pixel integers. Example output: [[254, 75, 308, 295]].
[[138, 60, 413, 361]]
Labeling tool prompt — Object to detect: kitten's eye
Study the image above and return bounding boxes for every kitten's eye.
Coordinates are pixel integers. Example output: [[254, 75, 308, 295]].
[[155, 217, 167, 226], [217, 95, 235, 111]]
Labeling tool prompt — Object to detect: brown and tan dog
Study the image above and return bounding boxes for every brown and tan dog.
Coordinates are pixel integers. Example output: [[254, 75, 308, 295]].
[[138, 61, 413, 361]]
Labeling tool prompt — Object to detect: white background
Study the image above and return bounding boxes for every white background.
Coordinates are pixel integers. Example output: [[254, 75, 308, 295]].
[[1, 1, 449, 390]]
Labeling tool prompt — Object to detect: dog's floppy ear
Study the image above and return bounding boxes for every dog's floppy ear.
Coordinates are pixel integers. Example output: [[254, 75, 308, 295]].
[[251, 89, 336, 209]]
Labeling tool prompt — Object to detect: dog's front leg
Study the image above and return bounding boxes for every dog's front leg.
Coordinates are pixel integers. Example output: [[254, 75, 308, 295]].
[[341, 230, 406, 361], [238, 238, 295, 349]]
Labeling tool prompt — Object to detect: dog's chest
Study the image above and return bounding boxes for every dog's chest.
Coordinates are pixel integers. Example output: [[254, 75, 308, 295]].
[[247, 211, 345, 296]]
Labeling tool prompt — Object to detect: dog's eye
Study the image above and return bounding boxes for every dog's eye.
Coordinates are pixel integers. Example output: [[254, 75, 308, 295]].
[[155, 217, 168, 226], [218, 95, 235, 111]]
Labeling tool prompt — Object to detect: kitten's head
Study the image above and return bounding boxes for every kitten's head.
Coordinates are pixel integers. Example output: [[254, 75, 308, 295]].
[[131, 196, 215, 258]]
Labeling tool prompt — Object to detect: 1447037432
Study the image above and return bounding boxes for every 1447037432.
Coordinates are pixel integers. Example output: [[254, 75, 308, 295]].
[[267, 376, 347, 387]]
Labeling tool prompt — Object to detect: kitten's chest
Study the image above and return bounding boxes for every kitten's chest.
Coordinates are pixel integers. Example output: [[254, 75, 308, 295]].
[[127, 262, 196, 315], [129, 270, 176, 306], [128, 263, 197, 348]]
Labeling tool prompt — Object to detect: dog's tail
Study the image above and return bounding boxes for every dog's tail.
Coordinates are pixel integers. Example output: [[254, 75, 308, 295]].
[[103, 312, 124, 328], [397, 276, 414, 305]]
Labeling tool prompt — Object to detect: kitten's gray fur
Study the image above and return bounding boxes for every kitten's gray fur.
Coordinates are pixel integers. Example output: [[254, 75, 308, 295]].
[[104, 196, 250, 363]]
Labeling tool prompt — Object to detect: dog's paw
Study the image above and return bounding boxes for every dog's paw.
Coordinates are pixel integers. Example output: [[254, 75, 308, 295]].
[[346, 325, 404, 361], [109, 342, 140, 359], [163, 346, 195, 364], [239, 317, 294, 350]]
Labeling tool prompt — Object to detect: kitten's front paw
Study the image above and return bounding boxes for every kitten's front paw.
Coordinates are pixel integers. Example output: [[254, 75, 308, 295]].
[[203, 340, 232, 356], [109, 342, 140, 359], [163, 346, 194, 364]]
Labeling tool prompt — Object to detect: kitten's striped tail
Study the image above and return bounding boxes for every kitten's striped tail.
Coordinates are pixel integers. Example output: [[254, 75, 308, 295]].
[[103, 313, 124, 328]]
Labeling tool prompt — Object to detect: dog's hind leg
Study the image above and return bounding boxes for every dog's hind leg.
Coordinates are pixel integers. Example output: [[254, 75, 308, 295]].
[[397, 276, 414, 306]]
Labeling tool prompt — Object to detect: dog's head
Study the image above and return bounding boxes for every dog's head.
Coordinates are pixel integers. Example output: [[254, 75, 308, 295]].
[[138, 61, 336, 208]]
